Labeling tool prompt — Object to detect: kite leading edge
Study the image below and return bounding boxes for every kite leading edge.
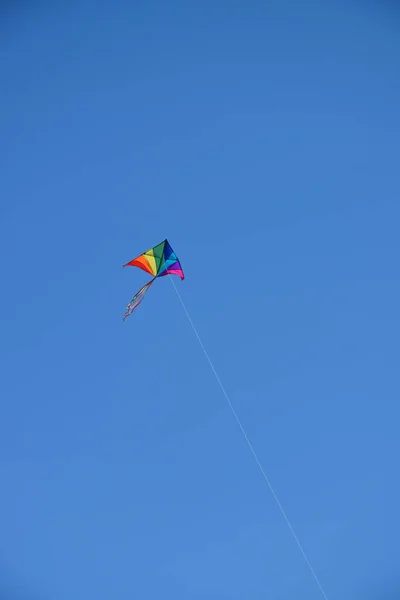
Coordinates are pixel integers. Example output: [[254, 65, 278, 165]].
[[122, 239, 184, 321]]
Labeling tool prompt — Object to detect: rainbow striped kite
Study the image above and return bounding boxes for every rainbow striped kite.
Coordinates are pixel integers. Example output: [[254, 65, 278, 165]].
[[122, 239, 184, 320]]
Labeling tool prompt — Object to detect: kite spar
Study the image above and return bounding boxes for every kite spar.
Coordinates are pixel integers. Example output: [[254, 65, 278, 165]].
[[122, 239, 184, 320]]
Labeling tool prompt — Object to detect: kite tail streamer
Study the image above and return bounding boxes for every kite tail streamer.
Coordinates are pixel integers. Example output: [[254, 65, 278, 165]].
[[168, 276, 329, 600], [123, 277, 156, 321]]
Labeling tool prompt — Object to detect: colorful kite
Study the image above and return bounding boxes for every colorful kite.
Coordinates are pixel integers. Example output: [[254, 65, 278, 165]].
[[122, 239, 184, 320]]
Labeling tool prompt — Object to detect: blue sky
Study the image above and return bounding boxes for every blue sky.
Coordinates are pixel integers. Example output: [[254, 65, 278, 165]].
[[1, 1, 399, 598]]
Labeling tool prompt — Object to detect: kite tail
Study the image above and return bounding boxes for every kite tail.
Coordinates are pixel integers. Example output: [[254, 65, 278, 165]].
[[123, 277, 156, 321]]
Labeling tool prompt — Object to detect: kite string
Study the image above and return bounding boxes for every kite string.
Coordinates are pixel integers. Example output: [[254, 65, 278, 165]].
[[169, 276, 329, 600]]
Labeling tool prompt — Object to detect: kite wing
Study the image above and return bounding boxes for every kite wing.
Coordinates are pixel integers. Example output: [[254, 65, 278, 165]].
[[123, 239, 184, 280], [123, 278, 155, 321]]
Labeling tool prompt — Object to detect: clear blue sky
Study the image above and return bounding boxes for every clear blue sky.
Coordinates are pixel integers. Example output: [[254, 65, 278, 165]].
[[1, 1, 399, 598]]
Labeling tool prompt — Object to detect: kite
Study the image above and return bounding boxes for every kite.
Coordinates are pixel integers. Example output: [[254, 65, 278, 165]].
[[122, 239, 184, 320]]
